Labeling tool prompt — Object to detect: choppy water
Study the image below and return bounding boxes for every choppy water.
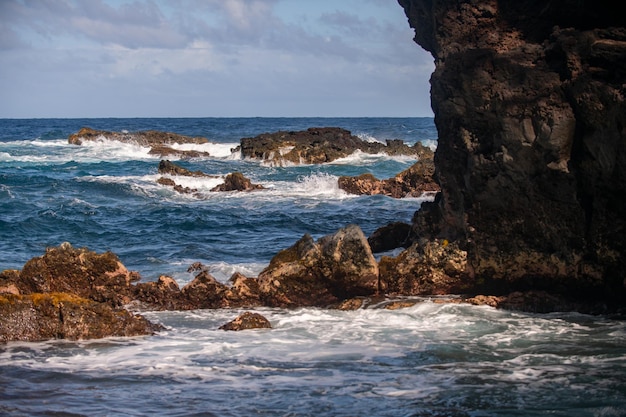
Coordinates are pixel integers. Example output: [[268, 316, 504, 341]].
[[1, 118, 625, 416]]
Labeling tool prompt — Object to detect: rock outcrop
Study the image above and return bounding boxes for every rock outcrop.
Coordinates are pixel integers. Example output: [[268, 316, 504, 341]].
[[210, 172, 265, 192], [338, 159, 439, 198], [398, 0, 626, 305], [69, 127, 211, 158], [236, 127, 431, 166], [258, 224, 380, 307], [0, 293, 160, 343], [156, 160, 264, 194]]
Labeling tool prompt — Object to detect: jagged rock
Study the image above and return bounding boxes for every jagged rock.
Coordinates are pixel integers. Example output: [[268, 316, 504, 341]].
[[210, 172, 265, 192], [69, 127, 208, 146], [158, 160, 210, 177], [68, 127, 211, 158], [258, 224, 379, 307], [149, 146, 210, 159], [132, 275, 182, 311], [180, 270, 230, 309], [236, 127, 429, 166], [0, 293, 161, 343], [368, 222, 414, 253], [218, 312, 272, 331], [156, 177, 198, 194], [5, 242, 138, 307], [379, 239, 472, 296], [338, 159, 439, 198], [399, 0, 626, 305]]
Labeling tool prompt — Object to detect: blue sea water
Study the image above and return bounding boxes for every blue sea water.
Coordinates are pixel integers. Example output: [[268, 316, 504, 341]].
[[1, 118, 625, 416]]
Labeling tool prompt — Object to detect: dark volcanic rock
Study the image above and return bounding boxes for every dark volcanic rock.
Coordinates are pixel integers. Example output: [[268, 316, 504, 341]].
[[158, 160, 211, 177], [258, 224, 379, 307], [338, 159, 439, 198], [0, 293, 161, 343], [368, 222, 414, 253], [237, 127, 430, 166], [210, 172, 265, 192], [219, 312, 272, 331], [69, 127, 211, 158], [399, 0, 626, 305]]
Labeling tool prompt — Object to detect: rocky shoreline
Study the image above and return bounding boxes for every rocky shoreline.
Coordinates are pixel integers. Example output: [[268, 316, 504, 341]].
[[3, 0, 625, 341], [1, 225, 617, 342]]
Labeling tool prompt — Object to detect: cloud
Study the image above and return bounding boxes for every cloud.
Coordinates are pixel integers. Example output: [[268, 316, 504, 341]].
[[0, 0, 434, 117]]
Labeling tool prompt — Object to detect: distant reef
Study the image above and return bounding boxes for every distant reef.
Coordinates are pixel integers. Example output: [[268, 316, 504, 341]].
[[398, 0, 626, 305]]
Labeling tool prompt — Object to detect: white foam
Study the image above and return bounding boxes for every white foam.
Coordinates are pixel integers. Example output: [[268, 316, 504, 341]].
[[330, 149, 417, 166], [169, 142, 239, 158], [355, 133, 384, 143]]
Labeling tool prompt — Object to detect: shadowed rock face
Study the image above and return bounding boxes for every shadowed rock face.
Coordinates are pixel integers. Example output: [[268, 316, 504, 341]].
[[398, 0, 626, 303]]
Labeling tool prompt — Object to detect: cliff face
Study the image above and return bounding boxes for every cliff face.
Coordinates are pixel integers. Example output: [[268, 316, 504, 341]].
[[399, 0, 626, 302]]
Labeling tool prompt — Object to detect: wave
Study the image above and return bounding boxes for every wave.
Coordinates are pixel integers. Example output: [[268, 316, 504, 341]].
[[330, 150, 418, 166]]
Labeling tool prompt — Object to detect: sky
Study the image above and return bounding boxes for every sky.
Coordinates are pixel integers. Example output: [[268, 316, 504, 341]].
[[0, 0, 434, 118]]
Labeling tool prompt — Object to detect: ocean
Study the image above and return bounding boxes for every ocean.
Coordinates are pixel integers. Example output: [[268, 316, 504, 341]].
[[1, 117, 625, 416]]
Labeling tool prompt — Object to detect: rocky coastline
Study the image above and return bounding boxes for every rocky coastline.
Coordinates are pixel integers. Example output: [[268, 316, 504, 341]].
[[2, 0, 625, 342]]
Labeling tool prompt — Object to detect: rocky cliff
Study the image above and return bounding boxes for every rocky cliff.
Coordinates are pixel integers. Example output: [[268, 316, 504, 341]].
[[398, 0, 626, 305]]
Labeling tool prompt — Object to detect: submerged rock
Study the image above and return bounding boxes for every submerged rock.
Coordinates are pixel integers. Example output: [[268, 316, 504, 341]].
[[236, 127, 430, 166], [219, 311, 272, 331]]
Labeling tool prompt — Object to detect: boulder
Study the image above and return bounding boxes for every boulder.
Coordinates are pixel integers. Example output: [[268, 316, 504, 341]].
[[237, 127, 429, 166], [0, 293, 161, 343], [258, 224, 379, 307], [210, 172, 265, 192], [219, 311, 272, 331]]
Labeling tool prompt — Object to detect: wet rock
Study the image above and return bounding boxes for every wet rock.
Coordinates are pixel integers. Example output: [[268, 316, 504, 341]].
[[399, 0, 626, 305], [156, 177, 198, 194], [368, 222, 414, 253], [180, 270, 230, 309], [0, 293, 161, 343], [8, 242, 138, 307], [218, 311, 272, 331], [69, 127, 211, 159], [132, 275, 183, 311], [237, 127, 428, 166], [158, 160, 211, 177], [331, 298, 365, 311], [338, 159, 439, 198], [210, 172, 265, 192], [379, 239, 472, 296], [258, 224, 379, 307]]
